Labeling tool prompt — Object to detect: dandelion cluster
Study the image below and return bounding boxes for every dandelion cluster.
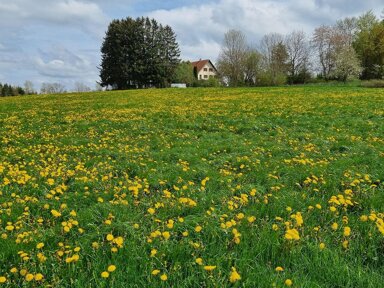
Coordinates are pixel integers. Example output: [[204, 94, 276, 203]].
[[0, 87, 383, 286]]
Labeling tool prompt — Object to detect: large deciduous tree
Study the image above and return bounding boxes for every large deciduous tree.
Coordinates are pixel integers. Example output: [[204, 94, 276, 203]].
[[260, 33, 288, 85], [99, 17, 180, 89], [285, 31, 311, 84], [217, 29, 248, 87], [353, 11, 384, 79]]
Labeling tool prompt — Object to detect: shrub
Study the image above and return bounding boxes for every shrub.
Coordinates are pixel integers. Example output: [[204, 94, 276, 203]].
[[360, 79, 384, 88]]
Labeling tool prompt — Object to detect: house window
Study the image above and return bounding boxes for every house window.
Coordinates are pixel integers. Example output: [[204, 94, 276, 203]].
[[204, 68, 208, 71], [204, 75, 208, 79], [199, 75, 202, 79], [209, 68, 213, 72]]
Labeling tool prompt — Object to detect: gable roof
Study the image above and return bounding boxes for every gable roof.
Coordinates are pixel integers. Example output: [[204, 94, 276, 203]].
[[191, 59, 217, 73]]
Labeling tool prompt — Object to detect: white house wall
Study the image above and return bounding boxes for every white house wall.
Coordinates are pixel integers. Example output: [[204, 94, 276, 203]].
[[197, 63, 217, 80]]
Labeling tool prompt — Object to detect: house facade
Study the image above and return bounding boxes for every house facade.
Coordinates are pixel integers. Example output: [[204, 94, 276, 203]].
[[191, 59, 217, 80]]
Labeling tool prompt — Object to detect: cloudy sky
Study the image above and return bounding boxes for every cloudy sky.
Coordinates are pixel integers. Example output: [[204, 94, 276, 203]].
[[0, 0, 382, 91]]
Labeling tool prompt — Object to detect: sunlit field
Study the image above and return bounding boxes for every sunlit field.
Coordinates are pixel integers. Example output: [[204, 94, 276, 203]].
[[0, 86, 383, 287]]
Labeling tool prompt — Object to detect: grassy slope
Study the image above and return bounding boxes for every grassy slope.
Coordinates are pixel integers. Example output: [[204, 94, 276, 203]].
[[0, 86, 383, 287]]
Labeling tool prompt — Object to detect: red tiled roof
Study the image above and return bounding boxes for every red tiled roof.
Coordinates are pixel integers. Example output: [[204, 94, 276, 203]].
[[191, 59, 217, 73]]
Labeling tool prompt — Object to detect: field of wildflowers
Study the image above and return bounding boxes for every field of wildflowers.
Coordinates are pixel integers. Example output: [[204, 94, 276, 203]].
[[0, 86, 383, 287]]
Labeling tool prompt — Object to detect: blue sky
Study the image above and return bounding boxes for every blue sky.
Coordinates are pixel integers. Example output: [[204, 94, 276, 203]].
[[0, 0, 382, 91]]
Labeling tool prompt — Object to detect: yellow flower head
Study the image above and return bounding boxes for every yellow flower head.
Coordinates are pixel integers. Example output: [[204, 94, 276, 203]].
[[204, 266, 217, 271], [34, 273, 44, 281], [229, 267, 241, 283], [285, 279, 293, 286], [101, 271, 109, 278], [344, 227, 351, 237], [151, 269, 160, 276], [107, 265, 116, 272], [162, 231, 171, 240], [275, 266, 284, 272], [285, 228, 300, 241], [160, 274, 168, 281], [25, 273, 34, 282], [36, 242, 44, 249]]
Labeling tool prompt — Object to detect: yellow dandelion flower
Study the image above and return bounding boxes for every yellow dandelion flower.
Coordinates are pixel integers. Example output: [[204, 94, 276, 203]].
[[247, 216, 256, 223], [101, 271, 109, 278], [147, 208, 155, 215], [151, 269, 160, 276], [319, 243, 326, 250], [5, 225, 14, 231], [360, 215, 368, 222], [0, 276, 6, 283], [285, 228, 300, 240], [162, 231, 170, 240], [204, 266, 217, 271], [160, 274, 168, 281], [195, 225, 202, 233], [34, 273, 44, 281], [344, 227, 351, 237], [10, 267, 18, 273], [275, 266, 284, 272], [195, 258, 203, 265], [36, 242, 44, 249], [108, 265, 116, 272], [229, 267, 241, 283], [51, 210, 61, 218], [285, 279, 293, 286], [106, 234, 114, 241], [114, 236, 124, 247], [150, 249, 157, 257], [25, 273, 34, 282]]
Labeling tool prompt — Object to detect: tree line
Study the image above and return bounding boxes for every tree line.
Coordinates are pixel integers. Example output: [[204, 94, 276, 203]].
[[217, 10, 384, 86], [0, 82, 33, 97]]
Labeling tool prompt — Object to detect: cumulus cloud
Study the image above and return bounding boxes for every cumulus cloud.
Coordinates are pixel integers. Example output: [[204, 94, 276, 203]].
[[0, 0, 108, 38], [33, 46, 96, 79], [148, 0, 383, 62]]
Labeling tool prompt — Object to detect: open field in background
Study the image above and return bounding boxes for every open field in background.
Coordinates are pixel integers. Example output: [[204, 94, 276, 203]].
[[0, 86, 383, 287]]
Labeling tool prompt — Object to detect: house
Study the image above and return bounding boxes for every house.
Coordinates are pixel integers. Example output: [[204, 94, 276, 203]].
[[191, 59, 218, 80]]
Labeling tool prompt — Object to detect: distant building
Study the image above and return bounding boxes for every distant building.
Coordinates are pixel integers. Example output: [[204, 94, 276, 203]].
[[191, 59, 218, 80], [171, 83, 187, 88]]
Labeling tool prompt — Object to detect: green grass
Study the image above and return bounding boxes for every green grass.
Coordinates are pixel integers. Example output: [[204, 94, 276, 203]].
[[0, 86, 383, 287]]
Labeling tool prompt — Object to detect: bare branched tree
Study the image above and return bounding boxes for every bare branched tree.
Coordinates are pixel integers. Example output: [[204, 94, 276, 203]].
[[217, 29, 248, 86], [285, 31, 311, 83]]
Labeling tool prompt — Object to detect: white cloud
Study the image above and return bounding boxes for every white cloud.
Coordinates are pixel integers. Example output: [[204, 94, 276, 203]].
[[148, 0, 383, 62], [33, 46, 96, 79], [0, 0, 108, 38]]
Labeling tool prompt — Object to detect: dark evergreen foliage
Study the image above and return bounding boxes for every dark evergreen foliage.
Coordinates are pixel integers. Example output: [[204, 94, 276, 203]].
[[99, 17, 180, 89], [0, 83, 26, 97]]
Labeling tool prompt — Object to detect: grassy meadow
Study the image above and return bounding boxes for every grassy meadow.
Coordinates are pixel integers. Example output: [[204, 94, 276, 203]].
[[0, 86, 383, 287]]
